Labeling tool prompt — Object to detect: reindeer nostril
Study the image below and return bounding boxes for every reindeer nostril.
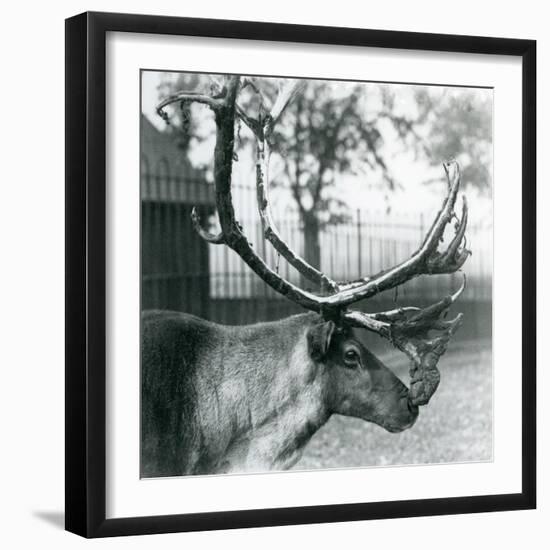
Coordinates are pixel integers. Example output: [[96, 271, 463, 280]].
[[407, 398, 419, 416]]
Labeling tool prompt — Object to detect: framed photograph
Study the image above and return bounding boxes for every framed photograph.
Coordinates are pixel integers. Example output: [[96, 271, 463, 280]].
[[65, 11, 536, 538]]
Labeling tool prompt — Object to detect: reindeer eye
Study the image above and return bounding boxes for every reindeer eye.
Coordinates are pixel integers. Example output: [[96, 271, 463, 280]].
[[344, 349, 359, 364]]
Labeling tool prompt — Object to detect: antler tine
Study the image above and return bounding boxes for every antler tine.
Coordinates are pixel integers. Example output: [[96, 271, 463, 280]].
[[341, 273, 465, 337], [156, 91, 222, 122], [255, 156, 339, 292], [255, 149, 339, 293], [322, 160, 470, 308], [190, 207, 225, 245], [344, 274, 466, 405], [426, 195, 469, 273], [238, 79, 339, 293], [266, 80, 306, 135]]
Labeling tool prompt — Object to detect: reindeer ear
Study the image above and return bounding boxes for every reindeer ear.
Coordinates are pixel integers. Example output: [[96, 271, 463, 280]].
[[307, 321, 336, 361]]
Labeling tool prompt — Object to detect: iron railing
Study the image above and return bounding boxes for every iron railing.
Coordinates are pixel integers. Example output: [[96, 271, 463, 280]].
[[141, 171, 492, 332]]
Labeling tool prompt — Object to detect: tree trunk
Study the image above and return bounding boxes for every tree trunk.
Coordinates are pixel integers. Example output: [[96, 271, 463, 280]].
[[302, 213, 321, 290]]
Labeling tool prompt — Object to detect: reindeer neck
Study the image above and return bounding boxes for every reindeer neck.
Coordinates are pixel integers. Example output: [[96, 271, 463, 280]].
[[217, 314, 330, 473]]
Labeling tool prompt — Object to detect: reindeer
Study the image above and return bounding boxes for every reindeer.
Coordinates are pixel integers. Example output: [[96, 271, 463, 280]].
[[141, 76, 470, 477]]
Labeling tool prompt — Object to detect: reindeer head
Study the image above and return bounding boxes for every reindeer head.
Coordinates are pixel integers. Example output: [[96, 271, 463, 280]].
[[306, 319, 418, 432], [158, 75, 470, 415]]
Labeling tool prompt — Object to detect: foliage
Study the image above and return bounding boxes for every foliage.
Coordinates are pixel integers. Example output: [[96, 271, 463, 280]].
[[268, 80, 397, 227], [414, 88, 493, 194]]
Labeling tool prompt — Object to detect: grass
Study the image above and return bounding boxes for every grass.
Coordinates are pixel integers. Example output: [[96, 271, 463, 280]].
[[295, 340, 493, 471]]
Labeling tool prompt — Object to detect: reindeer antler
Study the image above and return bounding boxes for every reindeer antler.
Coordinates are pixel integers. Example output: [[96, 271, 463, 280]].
[[157, 75, 471, 406], [345, 276, 465, 405]]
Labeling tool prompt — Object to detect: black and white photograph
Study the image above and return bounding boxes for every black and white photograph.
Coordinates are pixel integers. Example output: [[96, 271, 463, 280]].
[[140, 71, 493, 478], [0, 2, 543, 546]]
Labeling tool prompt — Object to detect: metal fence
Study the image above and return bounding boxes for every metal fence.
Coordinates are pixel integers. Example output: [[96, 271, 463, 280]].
[[141, 173, 492, 333]]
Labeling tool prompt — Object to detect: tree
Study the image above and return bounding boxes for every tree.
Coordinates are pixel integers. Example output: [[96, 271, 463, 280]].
[[267, 80, 399, 274], [413, 88, 493, 194]]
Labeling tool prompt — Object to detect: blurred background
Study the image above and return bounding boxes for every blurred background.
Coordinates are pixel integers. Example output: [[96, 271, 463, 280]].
[[140, 71, 493, 469]]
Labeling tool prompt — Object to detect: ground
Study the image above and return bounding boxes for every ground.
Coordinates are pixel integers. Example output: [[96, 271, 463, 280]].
[[295, 340, 492, 470]]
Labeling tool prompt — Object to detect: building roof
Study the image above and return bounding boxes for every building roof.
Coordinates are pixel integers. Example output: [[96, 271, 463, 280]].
[[140, 114, 214, 205]]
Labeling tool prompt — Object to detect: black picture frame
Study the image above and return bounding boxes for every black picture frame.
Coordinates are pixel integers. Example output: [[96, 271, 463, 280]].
[[65, 11, 536, 538]]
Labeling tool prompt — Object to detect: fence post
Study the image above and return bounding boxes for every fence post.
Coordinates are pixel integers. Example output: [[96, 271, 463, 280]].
[[259, 219, 269, 320], [419, 212, 425, 300], [357, 209, 362, 278]]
